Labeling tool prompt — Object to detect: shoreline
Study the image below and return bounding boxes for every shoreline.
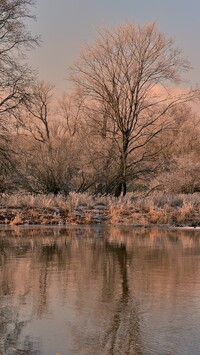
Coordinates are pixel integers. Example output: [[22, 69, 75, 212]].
[[0, 206, 199, 230], [0, 192, 199, 229], [0, 224, 199, 231]]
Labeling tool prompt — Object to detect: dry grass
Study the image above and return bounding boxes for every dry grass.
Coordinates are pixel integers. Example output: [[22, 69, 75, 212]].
[[0, 191, 199, 226], [172, 202, 194, 224]]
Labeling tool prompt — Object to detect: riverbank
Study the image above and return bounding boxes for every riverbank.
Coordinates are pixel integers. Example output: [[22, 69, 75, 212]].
[[0, 192, 199, 227]]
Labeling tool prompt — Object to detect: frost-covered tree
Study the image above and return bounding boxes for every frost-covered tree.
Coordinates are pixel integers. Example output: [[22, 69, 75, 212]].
[[70, 22, 200, 195]]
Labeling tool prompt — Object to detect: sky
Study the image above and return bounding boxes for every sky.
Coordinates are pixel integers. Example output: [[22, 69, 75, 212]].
[[28, 0, 200, 93]]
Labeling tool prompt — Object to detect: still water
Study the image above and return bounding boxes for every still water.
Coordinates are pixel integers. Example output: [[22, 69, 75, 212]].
[[0, 226, 200, 355]]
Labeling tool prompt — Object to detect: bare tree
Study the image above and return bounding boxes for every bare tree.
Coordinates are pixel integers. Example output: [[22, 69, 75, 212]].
[[15, 82, 84, 194], [0, 0, 38, 118], [21, 81, 54, 143], [70, 22, 200, 196], [59, 92, 84, 137], [0, 0, 38, 190]]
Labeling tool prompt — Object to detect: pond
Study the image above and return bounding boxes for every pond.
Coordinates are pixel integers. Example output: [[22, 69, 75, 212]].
[[0, 226, 200, 355]]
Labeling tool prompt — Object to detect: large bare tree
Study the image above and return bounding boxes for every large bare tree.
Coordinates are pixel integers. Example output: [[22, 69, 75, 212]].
[[70, 22, 200, 195]]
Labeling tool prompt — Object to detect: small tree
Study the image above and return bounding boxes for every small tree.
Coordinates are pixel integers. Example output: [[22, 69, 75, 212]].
[[16, 83, 83, 194], [21, 81, 54, 143], [70, 22, 199, 195]]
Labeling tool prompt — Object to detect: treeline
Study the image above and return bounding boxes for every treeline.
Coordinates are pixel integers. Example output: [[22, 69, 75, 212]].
[[0, 1, 200, 196]]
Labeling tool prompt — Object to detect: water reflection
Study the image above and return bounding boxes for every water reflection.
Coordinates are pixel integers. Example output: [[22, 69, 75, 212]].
[[100, 242, 142, 355], [0, 226, 200, 354]]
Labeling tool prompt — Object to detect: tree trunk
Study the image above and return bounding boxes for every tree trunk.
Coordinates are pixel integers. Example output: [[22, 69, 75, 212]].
[[114, 133, 128, 197]]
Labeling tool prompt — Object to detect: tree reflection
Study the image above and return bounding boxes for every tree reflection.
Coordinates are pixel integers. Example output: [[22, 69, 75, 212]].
[[34, 240, 73, 317], [100, 241, 143, 355], [0, 305, 40, 354]]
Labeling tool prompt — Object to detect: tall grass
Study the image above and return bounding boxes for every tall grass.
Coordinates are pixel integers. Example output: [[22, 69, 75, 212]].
[[0, 191, 199, 226]]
